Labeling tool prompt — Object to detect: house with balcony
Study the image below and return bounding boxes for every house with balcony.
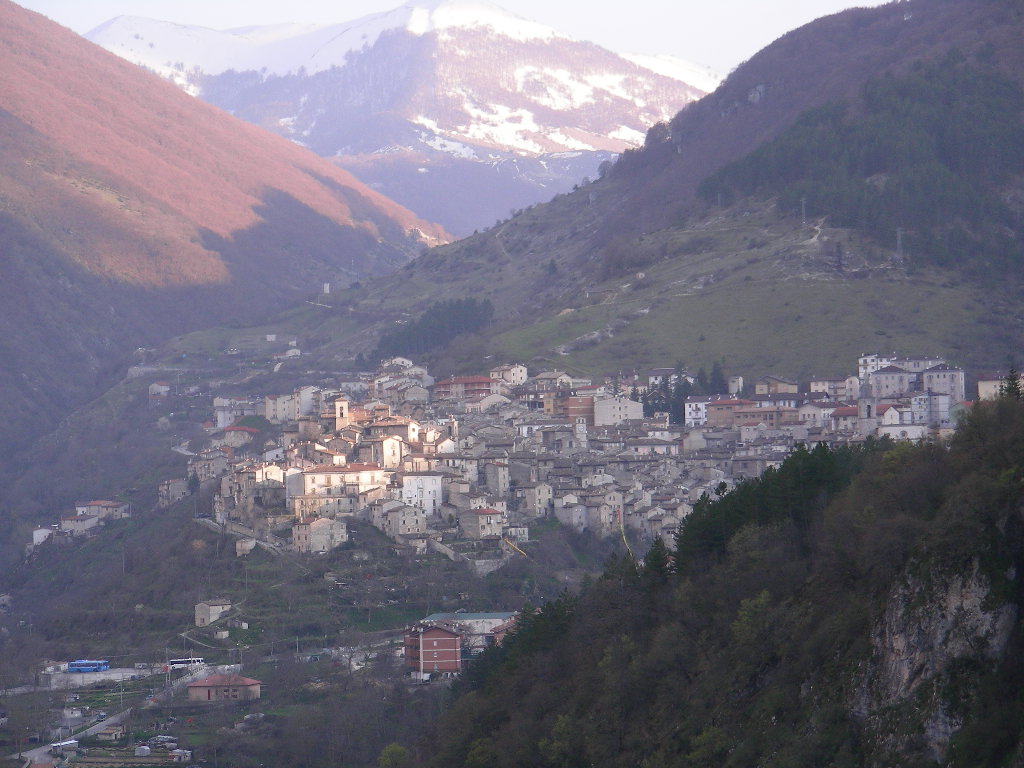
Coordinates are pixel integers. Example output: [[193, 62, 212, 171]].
[[404, 624, 462, 679]]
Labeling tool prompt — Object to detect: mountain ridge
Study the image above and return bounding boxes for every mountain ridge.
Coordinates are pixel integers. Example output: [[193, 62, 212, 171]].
[[192, 0, 1024, 383], [85, 1, 710, 235], [0, 0, 446, 464]]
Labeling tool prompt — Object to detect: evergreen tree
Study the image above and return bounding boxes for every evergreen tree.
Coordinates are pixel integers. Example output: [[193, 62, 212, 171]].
[[709, 362, 728, 395], [1000, 361, 1022, 401], [696, 367, 709, 394], [642, 537, 671, 586]]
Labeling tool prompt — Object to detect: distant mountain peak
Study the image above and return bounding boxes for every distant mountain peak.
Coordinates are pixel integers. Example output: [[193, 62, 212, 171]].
[[398, 0, 563, 41], [84, 1, 712, 235], [85, 2, 566, 79]]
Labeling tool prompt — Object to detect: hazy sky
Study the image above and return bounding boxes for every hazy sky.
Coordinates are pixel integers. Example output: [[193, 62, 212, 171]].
[[16, 1, 887, 72]]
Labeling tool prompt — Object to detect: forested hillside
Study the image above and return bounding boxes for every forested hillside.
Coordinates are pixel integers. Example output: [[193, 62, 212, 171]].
[[699, 55, 1024, 275], [419, 390, 1024, 767]]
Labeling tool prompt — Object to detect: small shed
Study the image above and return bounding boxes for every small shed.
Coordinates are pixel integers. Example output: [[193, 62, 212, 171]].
[[96, 724, 126, 741]]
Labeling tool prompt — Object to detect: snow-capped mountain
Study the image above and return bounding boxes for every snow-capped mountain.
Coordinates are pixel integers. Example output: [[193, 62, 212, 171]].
[[86, 0, 717, 234], [87, 2, 569, 82]]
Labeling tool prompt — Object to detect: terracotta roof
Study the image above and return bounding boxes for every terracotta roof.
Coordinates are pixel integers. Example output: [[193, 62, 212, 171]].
[[188, 673, 260, 688]]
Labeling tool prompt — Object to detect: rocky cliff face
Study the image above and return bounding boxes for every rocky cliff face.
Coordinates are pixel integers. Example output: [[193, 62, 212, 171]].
[[855, 559, 1019, 762]]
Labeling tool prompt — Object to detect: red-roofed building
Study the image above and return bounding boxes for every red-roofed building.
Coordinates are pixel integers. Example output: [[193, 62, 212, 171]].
[[829, 406, 860, 432], [60, 515, 100, 536], [187, 673, 261, 702]]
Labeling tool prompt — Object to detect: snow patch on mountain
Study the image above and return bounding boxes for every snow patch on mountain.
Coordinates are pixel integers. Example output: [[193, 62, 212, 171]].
[[623, 52, 722, 93], [546, 131, 595, 152], [585, 72, 634, 103], [515, 66, 596, 111], [609, 125, 646, 144], [460, 100, 544, 154], [418, 131, 480, 159]]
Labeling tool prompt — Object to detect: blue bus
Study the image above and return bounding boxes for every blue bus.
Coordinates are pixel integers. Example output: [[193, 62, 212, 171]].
[[67, 659, 110, 673]]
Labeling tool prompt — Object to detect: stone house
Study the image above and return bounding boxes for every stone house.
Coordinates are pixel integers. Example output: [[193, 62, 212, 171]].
[[594, 395, 643, 426], [921, 364, 966, 402], [195, 599, 232, 627], [798, 401, 836, 428], [158, 478, 189, 508], [490, 363, 528, 387], [513, 481, 553, 517], [189, 449, 229, 482], [292, 517, 348, 553], [755, 376, 799, 395], [829, 406, 860, 433], [381, 504, 426, 538], [460, 508, 504, 539], [867, 366, 916, 398], [357, 435, 407, 468]]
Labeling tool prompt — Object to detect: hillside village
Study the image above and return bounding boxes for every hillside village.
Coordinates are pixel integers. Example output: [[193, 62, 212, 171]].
[[30, 352, 999, 573]]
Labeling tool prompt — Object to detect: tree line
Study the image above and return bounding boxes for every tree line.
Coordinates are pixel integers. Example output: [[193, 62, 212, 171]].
[[416, 381, 1024, 767], [373, 298, 494, 359], [631, 362, 729, 422]]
